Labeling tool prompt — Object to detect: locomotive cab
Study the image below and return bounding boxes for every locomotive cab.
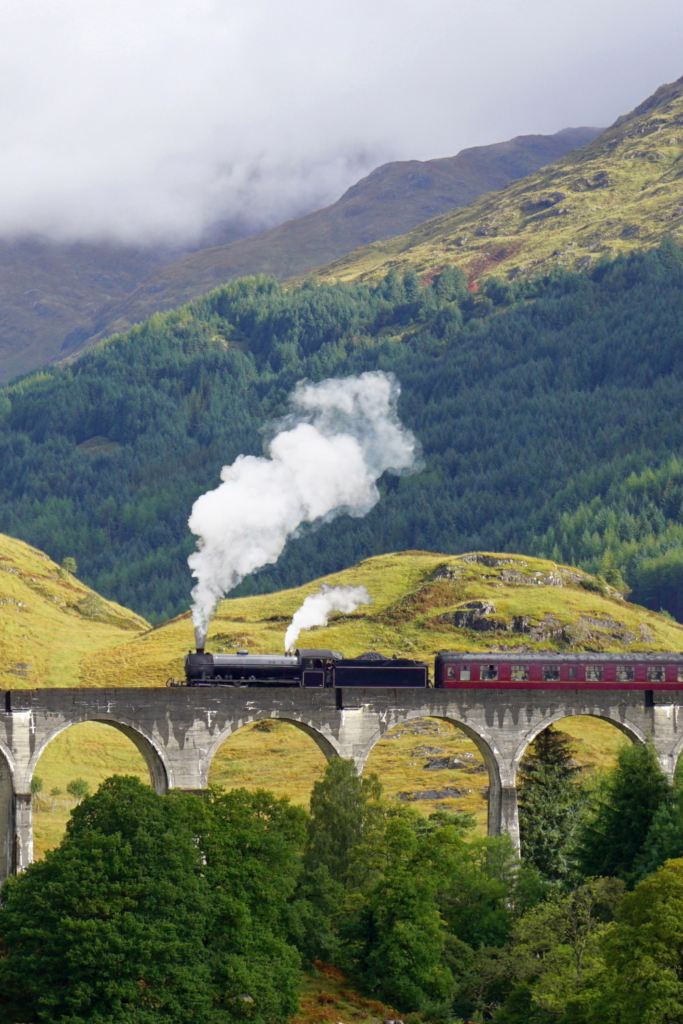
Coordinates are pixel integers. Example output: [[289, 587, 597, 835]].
[[298, 649, 343, 687]]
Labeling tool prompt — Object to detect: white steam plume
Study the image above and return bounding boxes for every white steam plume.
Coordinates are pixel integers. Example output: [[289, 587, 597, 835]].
[[285, 584, 372, 652], [188, 370, 419, 647]]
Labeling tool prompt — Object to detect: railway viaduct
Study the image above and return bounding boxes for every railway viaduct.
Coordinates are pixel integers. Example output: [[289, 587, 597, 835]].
[[0, 685, 682, 878]]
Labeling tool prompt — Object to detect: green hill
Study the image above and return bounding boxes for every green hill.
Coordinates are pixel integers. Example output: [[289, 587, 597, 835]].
[[84, 550, 683, 688], [0, 532, 148, 689], [305, 76, 683, 286]]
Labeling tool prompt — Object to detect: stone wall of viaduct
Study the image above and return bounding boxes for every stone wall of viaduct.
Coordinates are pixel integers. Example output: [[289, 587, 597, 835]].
[[0, 685, 682, 878]]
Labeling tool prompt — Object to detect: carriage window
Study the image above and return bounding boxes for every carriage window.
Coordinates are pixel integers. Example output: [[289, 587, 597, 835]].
[[511, 665, 529, 681], [568, 667, 578, 681], [678, 666, 683, 683], [586, 665, 603, 681], [616, 666, 635, 682], [648, 666, 666, 683], [446, 666, 455, 679], [482, 664, 498, 681], [460, 665, 470, 681], [542, 665, 561, 681]]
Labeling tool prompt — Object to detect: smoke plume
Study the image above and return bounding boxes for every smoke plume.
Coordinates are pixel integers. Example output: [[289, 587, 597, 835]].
[[284, 583, 372, 652], [188, 370, 419, 648]]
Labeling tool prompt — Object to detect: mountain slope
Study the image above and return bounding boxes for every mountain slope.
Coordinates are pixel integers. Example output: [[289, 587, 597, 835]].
[[72, 129, 600, 352], [0, 239, 175, 385], [0, 532, 149, 689], [305, 76, 683, 286], [5, 245, 683, 620]]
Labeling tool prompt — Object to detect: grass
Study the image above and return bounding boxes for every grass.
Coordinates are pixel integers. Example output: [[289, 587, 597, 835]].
[[0, 532, 149, 689], [302, 77, 683, 287], [81, 550, 683, 688]]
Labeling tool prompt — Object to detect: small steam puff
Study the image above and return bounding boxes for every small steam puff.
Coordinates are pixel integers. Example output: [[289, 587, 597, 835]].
[[188, 370, 419, 647], [285, 584, 372, 652]]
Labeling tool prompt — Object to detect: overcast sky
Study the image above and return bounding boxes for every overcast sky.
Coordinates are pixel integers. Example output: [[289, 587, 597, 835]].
[[2, 0, 682, 244]]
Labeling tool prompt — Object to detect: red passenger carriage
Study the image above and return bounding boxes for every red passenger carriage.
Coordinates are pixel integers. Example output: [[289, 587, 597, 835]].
[[434, 652, 683, 691]]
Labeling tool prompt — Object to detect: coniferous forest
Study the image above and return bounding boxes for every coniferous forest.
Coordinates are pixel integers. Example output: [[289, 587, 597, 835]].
[[4, 241, 683, 621]]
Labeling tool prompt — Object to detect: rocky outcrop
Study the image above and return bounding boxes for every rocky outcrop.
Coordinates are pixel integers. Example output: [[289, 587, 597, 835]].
[[431, 557, 585, 589], [437, 600, 643, 646], [423, 756, 470, 770], [398, 786, 470, 801]]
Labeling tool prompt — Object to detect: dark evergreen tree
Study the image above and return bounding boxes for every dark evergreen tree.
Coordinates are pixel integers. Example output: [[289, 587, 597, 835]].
[[518, 726, 584, 881], [634, 774, 683, 880], [575, 740, 671, 885]]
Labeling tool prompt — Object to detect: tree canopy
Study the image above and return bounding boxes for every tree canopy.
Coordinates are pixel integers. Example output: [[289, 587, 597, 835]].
[[574, 741, 670, 885], [0, 777, 306, 1024]]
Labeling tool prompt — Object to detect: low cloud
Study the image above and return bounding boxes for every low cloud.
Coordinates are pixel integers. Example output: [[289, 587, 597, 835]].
[[0, 0, 681, 243]]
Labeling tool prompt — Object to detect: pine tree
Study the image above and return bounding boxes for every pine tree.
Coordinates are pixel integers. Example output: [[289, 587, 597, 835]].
[[575, 740, 671, 885], [518, 726, 584, 881]]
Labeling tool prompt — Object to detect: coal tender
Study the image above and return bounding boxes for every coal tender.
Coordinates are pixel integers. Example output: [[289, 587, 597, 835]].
[[184, 648, 429, 687]]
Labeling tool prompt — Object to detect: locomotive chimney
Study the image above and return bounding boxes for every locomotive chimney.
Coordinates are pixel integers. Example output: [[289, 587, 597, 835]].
[[196, 646, 205, 655]]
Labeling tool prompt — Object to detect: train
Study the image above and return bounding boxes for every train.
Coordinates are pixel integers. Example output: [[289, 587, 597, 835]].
[[183, 648, 428, 687], [180, 648, 683, 691]]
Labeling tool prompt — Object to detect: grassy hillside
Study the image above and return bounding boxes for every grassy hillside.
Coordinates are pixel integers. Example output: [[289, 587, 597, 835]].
[[80, 550, 683, 688], [0, 129, 597, 382], [306, 76, 683, 286], [0, 532, 149, 689], [0, 238, 176, 385]]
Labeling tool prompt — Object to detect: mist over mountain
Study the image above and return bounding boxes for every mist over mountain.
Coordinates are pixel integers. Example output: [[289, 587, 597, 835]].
[[0, 127, 599, 383], [1, 0, 679, 247], [77, 127, 600, 354]]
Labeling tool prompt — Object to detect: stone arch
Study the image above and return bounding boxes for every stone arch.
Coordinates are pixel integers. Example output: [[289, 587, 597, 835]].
[[356, 710, 506, 838], [204, 712, 341, 786], [510, 710, 645, 784], [27, 714, 170, 795]]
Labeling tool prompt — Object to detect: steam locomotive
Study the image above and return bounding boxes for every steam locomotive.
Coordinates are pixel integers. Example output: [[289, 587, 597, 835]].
[[181, 649, 683, 692], [183, 648, 429, 687]]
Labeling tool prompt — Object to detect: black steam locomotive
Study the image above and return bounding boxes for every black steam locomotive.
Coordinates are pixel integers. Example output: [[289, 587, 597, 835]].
[[180, 648, 683, 692], [183, 648, 429, 687]]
